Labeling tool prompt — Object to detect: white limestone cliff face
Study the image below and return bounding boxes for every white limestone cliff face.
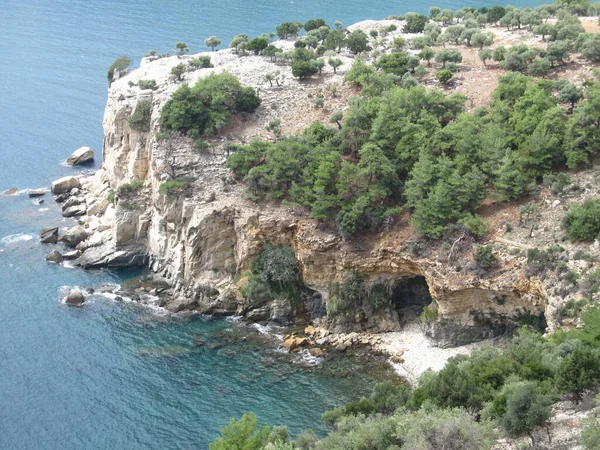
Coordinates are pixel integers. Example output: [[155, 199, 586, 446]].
[[69, 47, 552, 346]]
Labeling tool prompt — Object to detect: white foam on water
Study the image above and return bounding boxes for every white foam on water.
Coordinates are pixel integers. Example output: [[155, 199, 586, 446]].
[[297, 348, 323, 366], [62, 261, 76, 269], [38, 208, 49, 212], [1, 233, 34, 245]]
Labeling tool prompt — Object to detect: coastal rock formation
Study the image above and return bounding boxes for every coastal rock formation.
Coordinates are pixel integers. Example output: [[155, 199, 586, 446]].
[[39, 226, 58, 244], [64, 288, 84, 306], [60, 225, 88, 248], [51, 176, 80, 194], [46, 249, 63, 263], [66, 146, 94, 165], [54, 42, 565, 347]]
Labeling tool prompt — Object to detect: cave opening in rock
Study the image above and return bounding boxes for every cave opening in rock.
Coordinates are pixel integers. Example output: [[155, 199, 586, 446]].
[[390, 276, 432, 323]]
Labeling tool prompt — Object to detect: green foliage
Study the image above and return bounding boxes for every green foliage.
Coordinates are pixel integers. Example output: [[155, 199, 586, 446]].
[[137, 79, 158, 90], [435, 48, 462, 68], [436, 68, 453, 83], [160, 72, 260, 138], [292, 60, 318, 79], [127, 100, 152, 132], [403, 12, 429, 33], [304, 18, 327, 32], [158, 177, 193, 197], [346, 30, 370, 54], [116, 180, 144, 195], [170, 63, 187, 81], [189, 55, 213, 68], [555, 345, 600, 401], [459, 214, 488, 239], [276, 22, 302, 39], [209, 413, 270, 450], [205, 36, 221, 51], [107, 55, 132, 84], [580, 418, 600, 450], [563, 199, 600, 241], [474, 245, 496, 269], [174, 41, 189, 56]]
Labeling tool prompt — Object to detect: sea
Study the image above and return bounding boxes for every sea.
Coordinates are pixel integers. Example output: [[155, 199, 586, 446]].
[[0, 0, 541, 448]]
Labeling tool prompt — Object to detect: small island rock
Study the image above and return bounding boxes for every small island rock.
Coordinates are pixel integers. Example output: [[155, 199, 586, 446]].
[[66, 146, 94, 166], [28, 189, 46, 198], [64, 288, 85, 306], [39, 226, 59, 244], [46, 249, 64, 263]]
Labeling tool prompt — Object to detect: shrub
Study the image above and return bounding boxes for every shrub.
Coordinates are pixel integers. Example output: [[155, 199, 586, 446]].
[[189, 55, 213, 68], [107, 55, 132, 84], [160, 72, 260, 137], [127, 100, 152, 132], [580, 418, 600, 450], [170, 63, 187, 81], [563, 199, 600, 241], [460, 214, 488, 239], [436, 68, 453, 84], [174, 41, 189, 56], [159, 177, 193, 197], [346, 30, 370, 54], [403, 12, 429, 33], [292, 60, 319, 79], [474, 245, 496, 269], [205, 36, 221, 51], [137, 79, 158, 90], [116, 180, 144, 195], [209, 413, 270, 450]]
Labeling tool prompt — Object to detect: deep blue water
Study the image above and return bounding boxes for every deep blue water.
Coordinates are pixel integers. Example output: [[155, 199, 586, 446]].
[[0, 0, 543, 448]]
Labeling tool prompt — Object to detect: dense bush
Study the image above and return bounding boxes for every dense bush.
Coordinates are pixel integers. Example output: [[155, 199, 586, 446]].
[[160, 72, 260, 138], [158, 177, 194, 197], [116, 180, 144, 195], [188, 55, 213, 68], [563, 199, 600, 241], [137, 79, 158, 90], [127, 100, 152, 132]]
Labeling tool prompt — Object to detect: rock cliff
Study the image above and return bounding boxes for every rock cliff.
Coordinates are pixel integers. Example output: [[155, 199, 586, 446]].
[[64, 41, 556, 348]]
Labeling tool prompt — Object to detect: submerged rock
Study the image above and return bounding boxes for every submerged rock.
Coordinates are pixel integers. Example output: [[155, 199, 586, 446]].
[[39, 226, 59, 244], [3, 187, 18, 195], [46, 249, 63, 263], [51, 176, 80, 194], [66, 146, 94, 166], [65, 288, 84, 306]]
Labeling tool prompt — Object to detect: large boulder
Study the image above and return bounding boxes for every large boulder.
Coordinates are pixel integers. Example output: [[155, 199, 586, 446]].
[[39, 226, 59, 244], [64, 288, 84, 306], [60, 225, 88, 248], [62, 204, 87, 218], [66, 146, 94, 166], [51, 176, 81, 194], [46, 249, 63, 263]]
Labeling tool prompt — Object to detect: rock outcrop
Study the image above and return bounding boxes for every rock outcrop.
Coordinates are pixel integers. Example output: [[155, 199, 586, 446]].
[[64, 288, 84, 306], [57, 46, 554, 347], [66, 146, 94, 165]]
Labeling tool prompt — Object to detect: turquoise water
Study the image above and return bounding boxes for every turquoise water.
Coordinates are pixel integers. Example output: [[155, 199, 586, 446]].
[[0, 0, 542, 448]]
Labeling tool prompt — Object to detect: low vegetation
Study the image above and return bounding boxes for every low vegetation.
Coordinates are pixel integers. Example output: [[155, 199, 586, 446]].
[[159, 72, 260, 139]]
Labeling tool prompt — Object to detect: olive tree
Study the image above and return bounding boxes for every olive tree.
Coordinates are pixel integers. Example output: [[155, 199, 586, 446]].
[[205, 36, 221, 51]]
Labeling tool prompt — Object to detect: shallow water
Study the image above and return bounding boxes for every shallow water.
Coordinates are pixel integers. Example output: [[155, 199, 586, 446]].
[[1, 0, 543, 448]]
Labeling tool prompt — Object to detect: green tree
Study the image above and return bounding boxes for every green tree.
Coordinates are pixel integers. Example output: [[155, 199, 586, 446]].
[[276, 22, 301, 39], [497, 381, 552, 447], [160, 72, 260, 138], [292, 60, 319, 79], [403, 12, 429, 33], [324, 29, 346, 52], [346, 30, 370, 54], [580, 418, 600, 450], [327, 57, 342, 73], [563, 199, 600, 241], [419, 46, 435, 66], [304, 18, 327, 32], [174, 41, 189, 56], [170, 63, 187, 81], [209, 413, 270, 450], [330, 111, 343, 129], [107, 55, 132, 84], [247, 36, 269, 55], [528, 57, 552, 77], [435, 48, 463, 68], [555, 346, 600, 402], [205, 36, 221, 51], [479, 48, 493, 66], [471, 32, 494, 49]]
